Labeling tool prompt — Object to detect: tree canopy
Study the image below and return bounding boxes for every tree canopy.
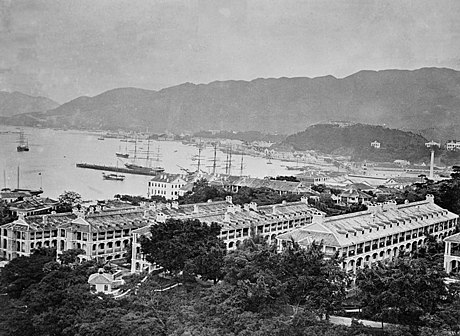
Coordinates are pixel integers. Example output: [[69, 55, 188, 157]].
[[140, 218, 226, 282]]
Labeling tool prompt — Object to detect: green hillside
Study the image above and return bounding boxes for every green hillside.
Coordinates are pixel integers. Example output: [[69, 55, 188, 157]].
[[280, 123, 431, 163]]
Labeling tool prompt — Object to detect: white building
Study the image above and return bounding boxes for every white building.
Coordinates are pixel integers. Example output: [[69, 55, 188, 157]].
[[444, 233, 460, 274], [446, 140, 460, 151], [370, 141, 381, 149], [277, 195, 458, 274], [147, 174, 188, 200], [130, 197, 317, 273], [88, 268, 125, 294]]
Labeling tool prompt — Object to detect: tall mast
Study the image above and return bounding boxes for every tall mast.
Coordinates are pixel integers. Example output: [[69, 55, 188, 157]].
[[197, 141, 203, 173], [3, 170, 6, 189], [17, 166, 19, 189], [240, 150, 245, 176], [146, 138, 150, 167], [228, 145, 232, 175], [212, 142, 217, 175]]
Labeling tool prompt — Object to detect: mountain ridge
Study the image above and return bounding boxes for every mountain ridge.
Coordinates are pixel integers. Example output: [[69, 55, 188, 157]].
[[1, 67, 460, 137], [0, 91, 59, 117]]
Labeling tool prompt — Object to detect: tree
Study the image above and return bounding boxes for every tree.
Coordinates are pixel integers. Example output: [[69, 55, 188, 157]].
[[356, 256, 449, 334], [58, 190, 82, 212], [140, 218, 226, 282], [279, 241, 348, 319], [58, 248, 85, 265], [0, 248, 56, 298]]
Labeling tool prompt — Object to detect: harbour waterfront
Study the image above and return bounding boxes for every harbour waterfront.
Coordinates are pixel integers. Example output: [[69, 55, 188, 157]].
[[0, 126, 301, 200]]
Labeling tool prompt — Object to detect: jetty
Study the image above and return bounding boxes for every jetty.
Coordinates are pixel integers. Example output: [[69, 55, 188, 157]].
[[76, 163, 161, 176]]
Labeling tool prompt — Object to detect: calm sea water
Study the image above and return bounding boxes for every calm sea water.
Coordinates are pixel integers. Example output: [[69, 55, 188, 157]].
[[0, 126, 300, 200]]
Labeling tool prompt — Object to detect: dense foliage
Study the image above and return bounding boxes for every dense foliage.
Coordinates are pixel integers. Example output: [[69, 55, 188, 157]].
[[178, 178, 303, 206], [282, 123, 431, 163], [140, 218, 226, 282]]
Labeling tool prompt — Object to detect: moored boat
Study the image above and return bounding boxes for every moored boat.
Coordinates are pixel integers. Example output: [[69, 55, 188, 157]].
[[102, 172, 125, 181], [17, 130, 29, 152]]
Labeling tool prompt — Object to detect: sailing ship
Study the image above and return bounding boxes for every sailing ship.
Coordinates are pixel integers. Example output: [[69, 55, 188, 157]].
[[102, 172, 125, 181], [124, 139, 165, 174], [17, 130, 29, 152], [115, 142, 129, 158]]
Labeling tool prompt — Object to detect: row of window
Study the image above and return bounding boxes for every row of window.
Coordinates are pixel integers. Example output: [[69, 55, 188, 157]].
[[344, 218, 455, 238], [344, 223, 455, 257]]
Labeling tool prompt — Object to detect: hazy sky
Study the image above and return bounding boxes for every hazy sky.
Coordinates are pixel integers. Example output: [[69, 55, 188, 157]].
[[1, 0, 460, 103]]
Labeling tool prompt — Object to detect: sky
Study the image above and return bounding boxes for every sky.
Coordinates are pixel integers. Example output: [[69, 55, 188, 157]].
[[1, 0, 460, 103]]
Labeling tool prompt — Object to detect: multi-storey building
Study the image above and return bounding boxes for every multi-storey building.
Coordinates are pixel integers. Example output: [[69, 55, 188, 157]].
[[147, 174, 188, 200], [446, 140, 460, 151], [370, 141, 381, 149], [130, 196, 316, 273], [444, 233, 460, 274], [0, 201, 149, 262], [277, 195, 458, 273]]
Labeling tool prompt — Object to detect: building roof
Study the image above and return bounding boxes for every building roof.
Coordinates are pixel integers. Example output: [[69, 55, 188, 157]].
[[340, 189, 372, 199], [444, 232, 460, 243], [8, 197, 58, 211], [277, 197, 458, 248], [150, 173, 185, 183]]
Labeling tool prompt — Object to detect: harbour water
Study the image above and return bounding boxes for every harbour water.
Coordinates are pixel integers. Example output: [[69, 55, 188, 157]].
[[0, 126, 301, 200]]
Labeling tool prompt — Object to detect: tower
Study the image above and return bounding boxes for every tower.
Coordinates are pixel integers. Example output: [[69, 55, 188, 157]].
[[425, 140, 440, 180]]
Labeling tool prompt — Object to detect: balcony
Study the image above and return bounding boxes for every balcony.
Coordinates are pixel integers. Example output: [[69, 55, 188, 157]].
[[450, 250, 460, 257]]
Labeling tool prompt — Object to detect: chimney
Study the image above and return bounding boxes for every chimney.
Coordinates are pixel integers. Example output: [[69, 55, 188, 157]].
[[249, 202, 258, 211], [426, 194, 435, 203], [224, 212, 231, 222], [226, 196, 233, 204], [156, 212, 166, 223], [272, 204, 279, 214], [227, 205, 236, 214], [18, 212, 25, 221], [143, 210, 149, 219], [171, 201, 179, 209], [193, 204, 199, 213], [244, 203, 251, 211], [166, 203, 172, 209], [282, 200, 287, 206], [312, 211, 324, 224], [367, 203, 382, 214], [404, 199, 409, 204], [149, 203, 157, 211], [300, 196, 309, 204], [42, 215, 48, 225], [207, 199, 212, 203]]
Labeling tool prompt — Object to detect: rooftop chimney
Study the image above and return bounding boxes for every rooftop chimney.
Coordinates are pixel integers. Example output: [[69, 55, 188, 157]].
[[42, 215, 48, 225], [312, 211, 324, 224], [249, 202, 258, 211], [193, 204, 199, 213], [426, 194, 435, 203], [171, 201, 179, 209], [300, 196, 309, 204], [226, 196, 233, 204], [227, 205, 236, 214]]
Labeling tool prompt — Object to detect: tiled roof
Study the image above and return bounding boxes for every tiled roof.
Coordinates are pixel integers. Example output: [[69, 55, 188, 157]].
[[150, 173, 185, 183], [9, 197, 57, 211], [83, 210, 149, 232], [445, 232, 460, 243], [1, 213, 77, 231], [278, 199, 457, 248]]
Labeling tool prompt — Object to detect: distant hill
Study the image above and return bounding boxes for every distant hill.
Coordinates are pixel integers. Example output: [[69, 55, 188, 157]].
[[0, 91, 59, 117], [1, 67, 460, 134], [278, 123, 431, 163]]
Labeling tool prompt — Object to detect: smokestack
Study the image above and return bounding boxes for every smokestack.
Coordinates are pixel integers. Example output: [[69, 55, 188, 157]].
[[429, 149, 435, 180]]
